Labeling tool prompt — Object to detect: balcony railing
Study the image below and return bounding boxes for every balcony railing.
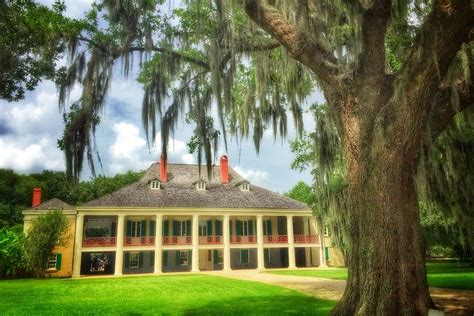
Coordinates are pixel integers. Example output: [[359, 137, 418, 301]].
[[125, 237, 155, 246], [264, 235, 288, 243], [199, 236, 223, 244], [83, 237, 116, 247], [230, 235, 257, 244], [163, 236, 192, 245], [294, 235, 319, 243]]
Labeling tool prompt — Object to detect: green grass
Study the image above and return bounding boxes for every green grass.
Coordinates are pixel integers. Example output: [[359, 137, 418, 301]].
[[0, 274, 335, 315], [266, 261, 474, 290]]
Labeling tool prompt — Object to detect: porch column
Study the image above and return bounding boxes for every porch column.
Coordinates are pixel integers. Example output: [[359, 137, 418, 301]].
[[304, 218, 311, 266], [257, 215, 264, 270], [316, 218, 327, 267], [192, 214, 200, 272], [223, 214, 231, 271], [287, 215, 296, 268], [72, 213, 84, 277], [114, 214, 125, 276], [154, 214, 163, 274]]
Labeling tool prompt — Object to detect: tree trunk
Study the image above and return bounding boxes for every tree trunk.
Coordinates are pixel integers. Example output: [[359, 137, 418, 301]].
[[331, 96, 435, 315]]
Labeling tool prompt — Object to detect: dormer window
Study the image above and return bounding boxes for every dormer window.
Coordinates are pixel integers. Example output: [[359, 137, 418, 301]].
[[195, 179, 207, 191], [239, 181, 250, 192], [150, 180, 161, 190]]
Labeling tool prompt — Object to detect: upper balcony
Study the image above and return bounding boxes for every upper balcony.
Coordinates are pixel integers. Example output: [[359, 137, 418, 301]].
[[82, 216, 117, 247]]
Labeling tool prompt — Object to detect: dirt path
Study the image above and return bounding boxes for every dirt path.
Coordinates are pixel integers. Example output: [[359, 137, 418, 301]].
[[204, 270, 474, 315]]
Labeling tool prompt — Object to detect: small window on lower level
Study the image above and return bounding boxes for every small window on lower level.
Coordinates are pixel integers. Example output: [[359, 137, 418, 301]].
[[46, 253, 61, 271], [129, 252, 139, 268], [180, 251, 189, 265], [240, 249, 249, 264]]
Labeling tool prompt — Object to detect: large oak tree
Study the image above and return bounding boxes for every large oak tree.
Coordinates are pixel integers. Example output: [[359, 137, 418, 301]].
[[55, 0, 472, 314]]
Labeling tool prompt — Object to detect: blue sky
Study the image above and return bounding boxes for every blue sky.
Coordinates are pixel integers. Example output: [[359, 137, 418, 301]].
[[0, 0, 323, 193]]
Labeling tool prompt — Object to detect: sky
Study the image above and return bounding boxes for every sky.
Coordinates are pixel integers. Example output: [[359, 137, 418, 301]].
[[0, 0, 324, 193]]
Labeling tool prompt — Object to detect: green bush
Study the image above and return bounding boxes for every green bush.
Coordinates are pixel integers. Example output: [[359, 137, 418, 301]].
[[0, 227, 26, 278]]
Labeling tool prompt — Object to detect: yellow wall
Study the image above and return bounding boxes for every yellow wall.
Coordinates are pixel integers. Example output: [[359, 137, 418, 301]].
[[324, 236, 346, 267], [24, 215, 76, 277]]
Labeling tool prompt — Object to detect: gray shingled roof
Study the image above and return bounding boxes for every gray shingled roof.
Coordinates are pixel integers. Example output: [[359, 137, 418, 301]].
[[30, 198, 74, 211], [82, 163, 307, 210]]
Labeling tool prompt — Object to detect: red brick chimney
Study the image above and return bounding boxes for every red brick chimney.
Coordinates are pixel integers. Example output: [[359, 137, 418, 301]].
[[220, 155, 229, 184], [32, 188, 42, 207], [160, 154, 168, 182]]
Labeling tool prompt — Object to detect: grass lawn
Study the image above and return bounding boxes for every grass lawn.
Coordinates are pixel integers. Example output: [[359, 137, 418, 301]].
[[0, 274, 335, 315], [266, 261, 474, 290]]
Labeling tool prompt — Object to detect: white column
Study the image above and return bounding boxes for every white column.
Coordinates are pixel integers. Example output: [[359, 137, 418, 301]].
[[287, 215, 296, 269], [315, 218, 327, 267], [72, 214, 84, 278], [304, 218, 311, 267], [114, 214, 125, 276], [191, 214, 200, 272], [257, 215, 265, 270], [223, 215, 231, 271], [154, 215, 163, 274]]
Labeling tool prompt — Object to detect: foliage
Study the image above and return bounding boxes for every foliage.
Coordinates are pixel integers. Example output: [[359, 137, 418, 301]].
[[286, 182, 315, 206], [0, 0, 83, 101], [24, 210, 69, 277], [0, 226, 26, 278], [0, 275, 335, 315]]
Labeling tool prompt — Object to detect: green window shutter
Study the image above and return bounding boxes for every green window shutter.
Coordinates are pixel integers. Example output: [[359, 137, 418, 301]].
[[188, 250, 192, 266], [150, 221, 155, 237], [263, 221, 267, 235], [125, 253, 130, 269], [186, 220, 191, 236], [230, 220, 233, 235], [264, 249, 269, 263], [173, 221, 179, 236], [163, 220, 169, 236], [236, 220, 242, 236], [163, 251, 168, 267], [213, 250, 218, 264], [248, 220, 254, 235], [150, 252, 154, 267], [141, 220, 146, 237], [207, 220, 212, 236], [111, 222, 116, 237], [176, 251, 180, 265], [241, 249, 249, 264], [139, 252, 144, 268], [267, 220, 272, 235], [126, 221, 132, 237], [325, 247, 330, 261], [215, 220, 222, 236], [56, 254, 62, 270]]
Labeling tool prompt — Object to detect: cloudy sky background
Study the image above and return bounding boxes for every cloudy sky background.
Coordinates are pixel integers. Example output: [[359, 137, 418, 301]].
[[0, 0, 324, 193]]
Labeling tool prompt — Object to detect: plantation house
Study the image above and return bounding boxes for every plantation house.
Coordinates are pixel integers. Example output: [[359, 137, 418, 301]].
[[23, 155, 338, 277]]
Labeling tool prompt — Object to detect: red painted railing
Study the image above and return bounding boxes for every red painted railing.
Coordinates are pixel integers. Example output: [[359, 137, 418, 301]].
[[294, 235, 319, 243], [83, 237, 116, 247], [125, 237, 155, 246], [162, 236, 192, 245], [199, 236, 223, 244], [264, 235, 288, 243], [230, 235, 257, 244]]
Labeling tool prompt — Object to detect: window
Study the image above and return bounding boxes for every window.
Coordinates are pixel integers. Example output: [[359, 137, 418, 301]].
[[241, 220, 249, 236], [263, 220, 272, 236], [240, 182, 249, 191], [46, 254, 61, 271], [240, 249, 249, 264], [179, 251, 189, 265], [217, 250, 223, 264], [264, 249, 271, 263], [178, 221, 188, 236], [324, 226, 330, 237], [196, 181, 206, 190], [47, 254, 57, 269], [131, 221, 142, 237], [324, 247, 330, 261], [199, 222, 207, 236], [129, 252, 139, 268], [150, 180, 160, 189]]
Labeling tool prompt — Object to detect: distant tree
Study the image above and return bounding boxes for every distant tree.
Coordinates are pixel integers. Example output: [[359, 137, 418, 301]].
[[24, 210, 69, 277], [286, 182, 315, 206]]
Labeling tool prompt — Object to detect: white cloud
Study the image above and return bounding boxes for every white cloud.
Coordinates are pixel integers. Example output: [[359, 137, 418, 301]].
[[233, 166, 269, 186], [181, 154, 195, 164]]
